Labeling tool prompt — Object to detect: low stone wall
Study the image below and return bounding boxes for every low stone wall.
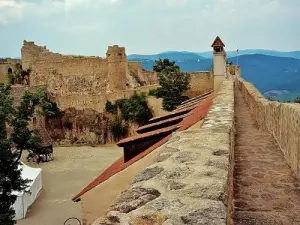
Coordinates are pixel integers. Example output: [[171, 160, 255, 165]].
[[186, 71, 213, 98], [238, 78, 300, 179], [93, 80, 235, 225]]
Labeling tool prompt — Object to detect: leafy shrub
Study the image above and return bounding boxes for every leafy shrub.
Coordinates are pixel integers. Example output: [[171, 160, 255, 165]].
[[162, 93, 190, 111], [109, 116, 128, 141], [115, 98, 127, 109], [148, 88, 158, 96], [105, 100, 117, 114], [64, 120, 72, 129], [121, 92, 152, 125], [148, 87, 166, 98], [42, 100, 62, 118], [28, 90, 63, 118], [105, 92, 152, 126], [7, 73, 15, 85]]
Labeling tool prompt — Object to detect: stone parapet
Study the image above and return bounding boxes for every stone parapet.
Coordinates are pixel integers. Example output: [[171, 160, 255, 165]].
[[92, 80, 235, 225], [238, 78, 300, 179]]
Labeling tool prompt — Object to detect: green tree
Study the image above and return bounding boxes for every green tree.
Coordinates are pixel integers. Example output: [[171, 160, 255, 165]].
[[106, 93, 152, 126], [121, 92, 152, 125], [294, 96, 300, 103], [153, 60, 191, 111], [0, 84, 45, 224], [153, 58, 179, 73], [38, 92, 62, 118]]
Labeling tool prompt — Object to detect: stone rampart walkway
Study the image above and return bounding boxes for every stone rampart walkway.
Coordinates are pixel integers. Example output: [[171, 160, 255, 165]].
[[233, 87, 300, 224]]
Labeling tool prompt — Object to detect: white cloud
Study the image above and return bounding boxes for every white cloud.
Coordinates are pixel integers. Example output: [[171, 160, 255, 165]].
[[0, 0, 121, 25], [0, 0, 299, 57], [0, 0, 23, 24]]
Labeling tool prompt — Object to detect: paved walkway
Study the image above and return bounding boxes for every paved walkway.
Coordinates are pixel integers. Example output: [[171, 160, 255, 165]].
[[233, 87, 300, 225]]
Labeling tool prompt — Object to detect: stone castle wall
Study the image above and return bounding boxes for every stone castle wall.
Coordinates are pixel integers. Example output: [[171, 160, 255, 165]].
[[186, 71, 214, 98], [238, 78, 300, 179], [30, 58, 108, 95], [22, 40, 213, 113], [21, 41, 159, 112], [0, 59, 21, 83]]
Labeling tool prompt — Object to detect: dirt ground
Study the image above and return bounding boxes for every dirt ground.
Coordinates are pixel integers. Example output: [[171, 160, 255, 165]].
[[17, 145, 123, 225]]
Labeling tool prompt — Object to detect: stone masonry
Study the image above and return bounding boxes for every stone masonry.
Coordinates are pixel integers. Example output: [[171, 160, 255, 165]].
[[238, 78, 300, 179], [93, 80, 235, 225], [18, 41, 213, 113]]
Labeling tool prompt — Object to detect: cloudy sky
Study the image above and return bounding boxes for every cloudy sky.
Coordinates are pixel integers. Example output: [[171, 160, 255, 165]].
[[0, 0, 299, 57]]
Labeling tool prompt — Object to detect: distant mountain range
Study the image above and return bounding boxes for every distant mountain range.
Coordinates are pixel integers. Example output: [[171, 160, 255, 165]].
[[128, 51, 206, 61], [128, 49, 300, 60], [128, 52, 300, 101], [197, 50, 300, 59]]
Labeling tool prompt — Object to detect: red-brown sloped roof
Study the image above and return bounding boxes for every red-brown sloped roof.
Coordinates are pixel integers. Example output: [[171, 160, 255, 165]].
[[176, 99, 205, 111], [211, 36, 225, 47], [178, 98, 212, 131], [72, 97, 213, 202], [149, 105, 197, 123], [117, 124, 181, 146], [136, 113, 190, 134], [176, 92, 213, 110], [181, 89, 214, 105]]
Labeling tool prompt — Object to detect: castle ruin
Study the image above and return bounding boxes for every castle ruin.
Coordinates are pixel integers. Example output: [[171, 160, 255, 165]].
[[0, 40, 215, 113]]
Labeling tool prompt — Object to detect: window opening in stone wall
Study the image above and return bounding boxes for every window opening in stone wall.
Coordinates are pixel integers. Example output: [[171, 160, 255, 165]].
[[215, 47, 221, 52], [8, 68, 12, 74]]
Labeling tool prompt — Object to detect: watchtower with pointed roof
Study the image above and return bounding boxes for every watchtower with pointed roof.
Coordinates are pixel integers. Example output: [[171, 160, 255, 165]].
[[211, 36, 226, 77], [211, 36, 227, 91]]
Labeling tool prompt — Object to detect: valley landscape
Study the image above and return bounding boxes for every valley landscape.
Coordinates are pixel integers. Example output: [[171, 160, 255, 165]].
[[128, 50, 300, 102]]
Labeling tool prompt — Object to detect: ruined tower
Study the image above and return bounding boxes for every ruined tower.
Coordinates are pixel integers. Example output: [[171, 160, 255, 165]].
[[21, 41, 45, 70], [211, 36, 227, 91], [106, 45, 128, 92]]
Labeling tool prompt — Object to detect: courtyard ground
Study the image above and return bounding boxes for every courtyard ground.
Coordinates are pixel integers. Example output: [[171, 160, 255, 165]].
[[17, 145, 123, 225]]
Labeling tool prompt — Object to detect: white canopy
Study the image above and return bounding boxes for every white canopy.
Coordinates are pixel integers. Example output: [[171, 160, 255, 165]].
[[12, 162, 42, 220]]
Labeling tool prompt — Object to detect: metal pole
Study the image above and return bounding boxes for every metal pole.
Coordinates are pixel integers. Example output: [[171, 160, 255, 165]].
[[237, 47, 239, 65]]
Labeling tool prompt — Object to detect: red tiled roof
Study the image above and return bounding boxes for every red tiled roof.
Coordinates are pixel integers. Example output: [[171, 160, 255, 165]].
[[136, 113, 190, 133], [211, 36, 225, 47], [176, 100, 203, 111], [117, 124, 181, 146], [179, 98, 212, 131], [181, 90, 214, 105], [72, 97, 213, 202], [149, 105, 197, 123]]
